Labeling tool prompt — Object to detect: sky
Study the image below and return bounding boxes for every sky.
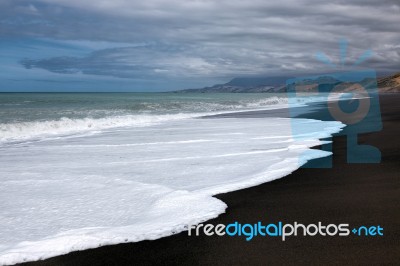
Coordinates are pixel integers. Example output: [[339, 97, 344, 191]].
[[0, 0, 399, 92]]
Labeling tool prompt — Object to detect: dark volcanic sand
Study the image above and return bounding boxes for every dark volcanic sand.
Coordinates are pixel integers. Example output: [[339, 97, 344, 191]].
[[23, 94, 400, 266]]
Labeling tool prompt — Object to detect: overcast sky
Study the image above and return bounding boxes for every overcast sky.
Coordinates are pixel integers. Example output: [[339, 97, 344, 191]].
[[0, 0, 399, 91]]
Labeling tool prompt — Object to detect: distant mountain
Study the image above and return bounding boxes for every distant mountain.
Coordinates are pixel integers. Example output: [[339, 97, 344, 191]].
[[226, 76, 290, 87], [377, 72, 400, 92], [174, 76, 291, 93], [174, 83, 284, 93], [174, 72, 400, 93]]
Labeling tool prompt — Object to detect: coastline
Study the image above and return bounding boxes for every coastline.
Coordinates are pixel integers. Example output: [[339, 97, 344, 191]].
[[23, 94, 399, 265]]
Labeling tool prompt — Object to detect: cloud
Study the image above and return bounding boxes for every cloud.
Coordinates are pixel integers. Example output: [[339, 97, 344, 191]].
[[19, 42, 321, 79], [1, 0, 399, 90]]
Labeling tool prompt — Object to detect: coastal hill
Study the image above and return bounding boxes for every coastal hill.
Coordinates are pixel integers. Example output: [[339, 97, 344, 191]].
[[377, 72, 400, 92], [175, 72, 400, 93], [175, 76, 290, 93]]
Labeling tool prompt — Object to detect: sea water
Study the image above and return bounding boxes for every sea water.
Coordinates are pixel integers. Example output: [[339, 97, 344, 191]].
[[0, 93, 344, 264]]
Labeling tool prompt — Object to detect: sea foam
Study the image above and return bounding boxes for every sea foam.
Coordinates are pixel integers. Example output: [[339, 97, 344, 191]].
[[0, 116, 344, 265], [0, 94, 344, 144]]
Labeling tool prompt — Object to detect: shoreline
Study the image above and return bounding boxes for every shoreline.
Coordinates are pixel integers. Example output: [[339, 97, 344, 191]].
[[23, 94, 399, 265]]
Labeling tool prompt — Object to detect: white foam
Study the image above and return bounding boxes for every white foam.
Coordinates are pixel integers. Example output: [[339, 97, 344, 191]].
[[0, 117, 345, 265], [0, 93, 349, 145], [0, 114, 200, 143]]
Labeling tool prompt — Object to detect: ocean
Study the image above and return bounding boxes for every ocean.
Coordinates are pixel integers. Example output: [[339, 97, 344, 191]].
[[0, 93, 293, 142], [0, 93, 344, 264]]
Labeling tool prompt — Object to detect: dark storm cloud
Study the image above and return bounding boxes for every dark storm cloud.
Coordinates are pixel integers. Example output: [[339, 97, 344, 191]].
[[2, 0, 400, 81]]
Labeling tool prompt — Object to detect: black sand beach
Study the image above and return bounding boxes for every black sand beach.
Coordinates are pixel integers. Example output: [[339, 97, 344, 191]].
[[23, 94, 399, 266]]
